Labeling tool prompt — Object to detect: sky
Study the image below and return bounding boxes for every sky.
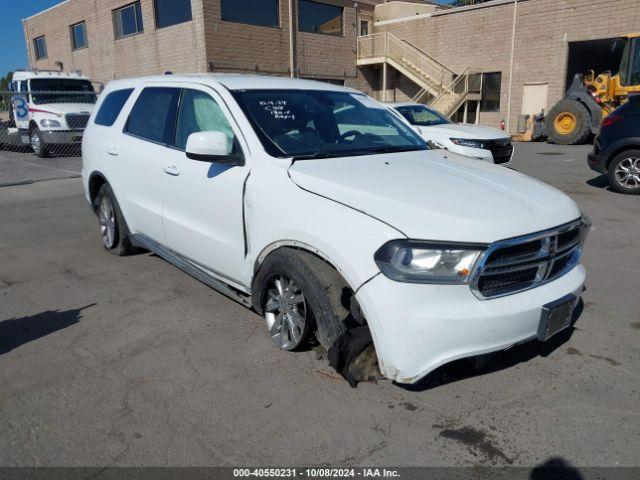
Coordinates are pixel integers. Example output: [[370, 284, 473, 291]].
[[0, 0, 457, 79], [0, 0, 64, 78]]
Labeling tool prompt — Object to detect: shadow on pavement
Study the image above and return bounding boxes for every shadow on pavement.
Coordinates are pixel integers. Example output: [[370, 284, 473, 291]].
[[0, 304, 95, 355], [586, 174, 611, 190], [399, 299, 584, 392], [531, 457, 585, 480]]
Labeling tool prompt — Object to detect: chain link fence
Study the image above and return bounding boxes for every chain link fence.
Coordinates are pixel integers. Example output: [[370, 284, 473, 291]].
[[1, 90, 97, 187]]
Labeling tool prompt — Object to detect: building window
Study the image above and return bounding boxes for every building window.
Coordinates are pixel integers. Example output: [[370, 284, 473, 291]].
[[480, 72, 502, 112], [113, 2, 144, 39], [221, 0, 279, 28], [298, 0, 343, 37], [34, 36, 48, 60], [359, 19, 370, 37], [70, 22, 88, 50], [155, 0, 192, 29]]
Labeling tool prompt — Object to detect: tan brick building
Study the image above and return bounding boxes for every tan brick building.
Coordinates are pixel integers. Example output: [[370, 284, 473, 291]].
[[23, 0, 640, 134], [22, 0, 389, 89], [357, 0, 640, 132]]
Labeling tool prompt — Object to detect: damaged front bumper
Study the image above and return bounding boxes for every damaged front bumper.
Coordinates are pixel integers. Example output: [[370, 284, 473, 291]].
[[355, 264, 586, 384]]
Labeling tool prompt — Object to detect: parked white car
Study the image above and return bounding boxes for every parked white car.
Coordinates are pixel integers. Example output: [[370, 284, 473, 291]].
[[386, 102, 514, 165], [10, 70, 97, 157], [82, 75, 589, 384]]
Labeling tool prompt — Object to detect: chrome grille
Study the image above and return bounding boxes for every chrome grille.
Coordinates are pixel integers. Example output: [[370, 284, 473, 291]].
[[65, 113, 90, 130], [471, 218, 590, 299]]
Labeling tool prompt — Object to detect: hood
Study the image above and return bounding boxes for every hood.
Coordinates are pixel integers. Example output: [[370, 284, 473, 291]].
[[30, 103, 95, 116], [289, 150, 580, 243], [423, 123, 508, 140]]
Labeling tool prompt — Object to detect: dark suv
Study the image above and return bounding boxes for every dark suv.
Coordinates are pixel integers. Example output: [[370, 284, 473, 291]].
[[588, 94, 640, 194]]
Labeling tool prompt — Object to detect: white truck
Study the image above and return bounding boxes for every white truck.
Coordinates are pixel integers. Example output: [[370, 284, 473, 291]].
[[9, 71, 97, 157]]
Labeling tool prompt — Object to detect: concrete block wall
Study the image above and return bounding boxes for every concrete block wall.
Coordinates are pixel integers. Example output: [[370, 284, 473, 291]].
[[23, 0, 208, 87], [372, 0, 640, 133], [204, 0, 375, 84], [375, 1, 514, 129], [23, 0, 382, 90]]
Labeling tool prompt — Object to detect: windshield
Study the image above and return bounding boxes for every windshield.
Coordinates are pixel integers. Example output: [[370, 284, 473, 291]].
[[394, 105, 451, 127], [30, 79, 97, 105], [231, 89, 427, 158]]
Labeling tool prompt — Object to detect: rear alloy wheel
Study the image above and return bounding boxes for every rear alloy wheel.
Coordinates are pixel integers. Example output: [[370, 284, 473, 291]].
[[29, 127, 49, 158], [94, 183, 136, 255], [264, 275, 309, 350], [608, 150, 640, 195], [98, 196, 117, 249]]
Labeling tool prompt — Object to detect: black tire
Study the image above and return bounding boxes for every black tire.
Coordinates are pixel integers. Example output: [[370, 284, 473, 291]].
[[29, 126, 50, 158], [93, 183, 136, 256], [253, 249, 349, 350], [8, 109, 16, 128], [607, 149, 640, 195], [547, 99, 592, 145]]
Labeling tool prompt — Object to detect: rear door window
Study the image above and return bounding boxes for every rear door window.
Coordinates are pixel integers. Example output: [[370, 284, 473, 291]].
[[95, 89, 134, 126], [124, 87, 180, 144]]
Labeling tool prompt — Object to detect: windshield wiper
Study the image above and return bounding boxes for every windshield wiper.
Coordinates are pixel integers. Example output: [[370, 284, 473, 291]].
[[291, 151, 342, 161], [370, 145, 426, 153], [291, 146, 426, 161]]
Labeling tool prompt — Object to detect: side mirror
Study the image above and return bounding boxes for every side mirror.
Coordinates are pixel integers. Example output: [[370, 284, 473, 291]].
[[185, 131, 244, 165]]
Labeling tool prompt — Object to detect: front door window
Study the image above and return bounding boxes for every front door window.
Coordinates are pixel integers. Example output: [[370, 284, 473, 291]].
[[175, 89, 236, 153]]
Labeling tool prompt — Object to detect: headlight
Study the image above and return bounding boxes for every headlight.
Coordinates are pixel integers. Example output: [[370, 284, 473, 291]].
[[450, 138, 484, 148], [374, 240, 485, 284], [41, 119, 61, 128]]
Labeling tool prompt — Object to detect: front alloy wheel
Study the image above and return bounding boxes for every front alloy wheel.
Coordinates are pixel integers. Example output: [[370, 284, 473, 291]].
[[98, 196, 117, 249], [264, 275, 308, 350]]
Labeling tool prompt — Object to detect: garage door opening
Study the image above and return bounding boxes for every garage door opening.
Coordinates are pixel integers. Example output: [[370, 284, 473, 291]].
[[565, 37, 626, 90]]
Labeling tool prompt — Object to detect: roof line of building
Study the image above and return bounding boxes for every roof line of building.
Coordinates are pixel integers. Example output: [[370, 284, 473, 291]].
[[374, 0, 523, 26], [22, 0, 72, 22]]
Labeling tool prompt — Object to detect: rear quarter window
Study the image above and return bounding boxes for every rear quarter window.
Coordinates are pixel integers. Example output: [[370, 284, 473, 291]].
[[94, 89, 134, 126]]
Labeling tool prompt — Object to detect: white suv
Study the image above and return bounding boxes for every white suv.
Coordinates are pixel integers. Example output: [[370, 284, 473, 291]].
[[10, 71, 96, 157], [82, 75, 589, 384]]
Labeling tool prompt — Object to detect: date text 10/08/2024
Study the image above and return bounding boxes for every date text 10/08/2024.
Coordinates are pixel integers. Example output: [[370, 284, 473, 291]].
[[233, 468, 401, 478]]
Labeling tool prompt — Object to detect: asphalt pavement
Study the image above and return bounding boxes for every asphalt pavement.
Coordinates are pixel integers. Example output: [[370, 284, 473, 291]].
[[0, 143, 638, 469]]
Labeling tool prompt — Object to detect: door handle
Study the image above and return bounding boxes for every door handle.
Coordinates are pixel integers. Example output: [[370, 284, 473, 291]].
[[106, 147, 119, 156], [163, 165, 181, 176]]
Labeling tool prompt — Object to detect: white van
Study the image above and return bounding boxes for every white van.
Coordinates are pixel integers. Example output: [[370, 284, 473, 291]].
[[82, 74, 589, 384], [10, 70, 97, 157]]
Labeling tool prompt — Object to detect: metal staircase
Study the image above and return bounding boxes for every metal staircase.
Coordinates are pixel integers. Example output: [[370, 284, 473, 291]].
[[357, 32, 481, 117]]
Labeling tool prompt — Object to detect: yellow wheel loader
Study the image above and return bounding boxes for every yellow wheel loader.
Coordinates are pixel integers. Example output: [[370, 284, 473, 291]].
[[547, 34, 640, 145]]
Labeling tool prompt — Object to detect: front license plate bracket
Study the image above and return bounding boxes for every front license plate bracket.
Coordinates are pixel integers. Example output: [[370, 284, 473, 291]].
[[537, 294, 576, 341]]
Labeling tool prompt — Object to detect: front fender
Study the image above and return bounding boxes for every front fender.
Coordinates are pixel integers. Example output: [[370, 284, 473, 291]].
[[243, 166, 404, 292]]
